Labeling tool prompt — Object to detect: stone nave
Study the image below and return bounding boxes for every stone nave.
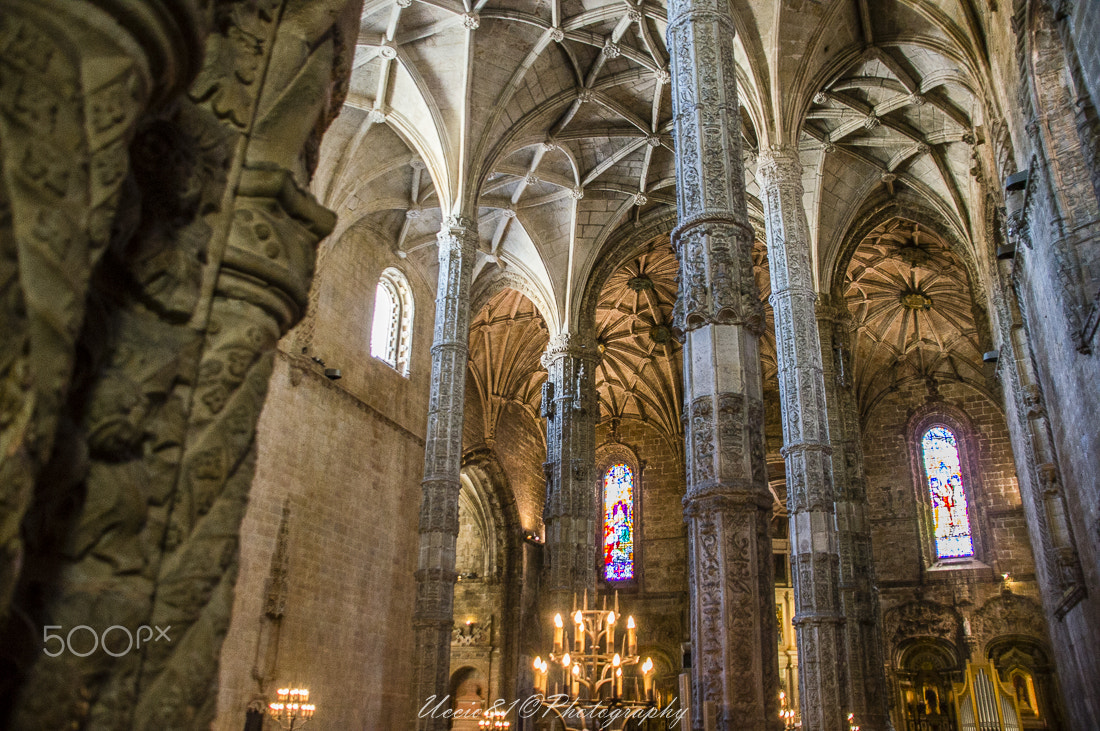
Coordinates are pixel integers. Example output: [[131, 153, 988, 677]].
[[1, 0, 1099, 729]]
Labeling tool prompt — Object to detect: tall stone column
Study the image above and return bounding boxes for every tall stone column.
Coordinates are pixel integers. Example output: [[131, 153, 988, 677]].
[[2, 1, 359, 726], [540, 333, 599, 607], [817, 296, 891, 731], [413, 216, 478, 730], [757, 148, 846, 731], [667, 2, 778, 728], [0, 0, 207, 620]]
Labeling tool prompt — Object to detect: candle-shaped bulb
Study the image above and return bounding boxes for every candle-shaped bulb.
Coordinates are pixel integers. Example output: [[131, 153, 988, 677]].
[[562, 652, 571, 667], [643, 658, 653, 674], [554, 613, 564, 628], [627, 616, 635, 629], [574, 610, 583, 625], [553, 613, 564, 654], [572, 663, 580, 676], [534, 656, 542, 670], [607, 611, 616, 625]]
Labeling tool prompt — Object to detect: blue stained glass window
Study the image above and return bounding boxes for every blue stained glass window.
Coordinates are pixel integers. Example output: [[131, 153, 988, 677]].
[[603, 463, 634, 581], [921, 427, 974, 559]]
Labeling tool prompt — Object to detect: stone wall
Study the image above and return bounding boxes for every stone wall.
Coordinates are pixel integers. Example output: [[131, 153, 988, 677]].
[[1070, 0, 1100, 114], [594, 418, 688, 701], [215, 229, 433, 729], [482, 402, 546, 533], [859, 377, 1063, 726], [863, 379, 1034, 585]]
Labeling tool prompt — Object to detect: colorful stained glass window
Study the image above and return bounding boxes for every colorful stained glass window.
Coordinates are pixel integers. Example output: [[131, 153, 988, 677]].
[[603, 463, 634, 581], [921, 427, 974, 558]]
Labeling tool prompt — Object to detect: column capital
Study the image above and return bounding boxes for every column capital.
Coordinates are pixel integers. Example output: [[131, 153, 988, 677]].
[[437, 216, 479, 254], [541, 332, 599, 368], [755, 146, 804, 191]]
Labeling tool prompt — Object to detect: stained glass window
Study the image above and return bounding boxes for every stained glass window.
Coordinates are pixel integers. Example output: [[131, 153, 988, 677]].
[[603, 463, 634, 581], [921, 427, 974, 558]]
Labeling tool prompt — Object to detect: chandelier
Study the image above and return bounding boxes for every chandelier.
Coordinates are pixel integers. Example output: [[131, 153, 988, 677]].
[[532, 592, 658, 729], [268, 687, 316, 730], [479, 708, 511, 729]]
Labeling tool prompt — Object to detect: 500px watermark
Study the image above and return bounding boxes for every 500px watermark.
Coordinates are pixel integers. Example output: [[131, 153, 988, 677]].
[[42, 625, 171, 658]]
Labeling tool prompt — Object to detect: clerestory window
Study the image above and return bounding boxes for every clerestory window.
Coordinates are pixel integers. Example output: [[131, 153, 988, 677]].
[[370, 267, 413, 376]]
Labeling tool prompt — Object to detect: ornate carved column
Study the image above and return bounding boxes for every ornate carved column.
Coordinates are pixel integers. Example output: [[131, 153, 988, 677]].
[[667, 2, 778, 728], [0, 0, 207, 620], [413, 216, 478, 730], [757, 148, 846, 731], [2, 1, 358, 727], [540, 333, 599, 606], [817, 296, 891, 731]]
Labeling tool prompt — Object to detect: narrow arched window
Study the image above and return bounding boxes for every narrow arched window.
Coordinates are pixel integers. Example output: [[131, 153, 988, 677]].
[[921, 427, 974, 559], [603, 463, 635, 581], [370, 268, 413, 375]]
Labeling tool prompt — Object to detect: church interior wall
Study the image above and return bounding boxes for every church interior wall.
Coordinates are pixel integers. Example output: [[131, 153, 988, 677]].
[[593, 417, 689, 704], [214, 227, 434, 730], [2, 0, 1100, 728]]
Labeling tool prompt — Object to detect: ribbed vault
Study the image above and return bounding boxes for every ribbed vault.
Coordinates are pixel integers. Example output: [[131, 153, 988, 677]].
[[467, 289, 549, 446], [594, 238, 681, 452], [844, 218, 985, 419]]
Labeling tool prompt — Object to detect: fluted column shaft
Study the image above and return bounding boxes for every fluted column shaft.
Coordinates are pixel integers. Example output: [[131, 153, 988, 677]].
[[817, 297, 891, 731], [667, 2, 778, 728], [540, 333, 599, 606], [414, 217, 478, 730], [757, 149, 846, 731]]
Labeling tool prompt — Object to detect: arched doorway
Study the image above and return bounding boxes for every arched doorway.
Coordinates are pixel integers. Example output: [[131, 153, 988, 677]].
[[449, 666, 487, 731], [897, 640, 960, 731]]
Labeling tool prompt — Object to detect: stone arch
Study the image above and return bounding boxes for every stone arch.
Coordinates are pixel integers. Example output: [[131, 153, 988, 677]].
[[883, 600, 961, 662], [456, 448, 526, 702], [971, 592, 1048, 652], [469, 271, 558, 339], [576, 208, 677, 334], [895, 638, 962, 729], [986, 635, 1062, 728], [448, 665, 487, 730], [826, 190, 974, 300]]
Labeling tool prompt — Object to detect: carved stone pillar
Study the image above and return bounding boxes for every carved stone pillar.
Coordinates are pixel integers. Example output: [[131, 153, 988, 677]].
[[413, 216, 478, 731], [757, 148, 846, 731], [667, 2, 778, 728], [0, 0, 207, 620], [540, 333, 599, 607], [817, 296, 892, 731], [2, 1, 357, 726]]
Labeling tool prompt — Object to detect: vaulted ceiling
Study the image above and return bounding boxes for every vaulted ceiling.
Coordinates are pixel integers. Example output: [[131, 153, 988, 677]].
[[594, 238, 681, 449], [844, 218, 988, 418], [313, 0, 1008, 435]]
